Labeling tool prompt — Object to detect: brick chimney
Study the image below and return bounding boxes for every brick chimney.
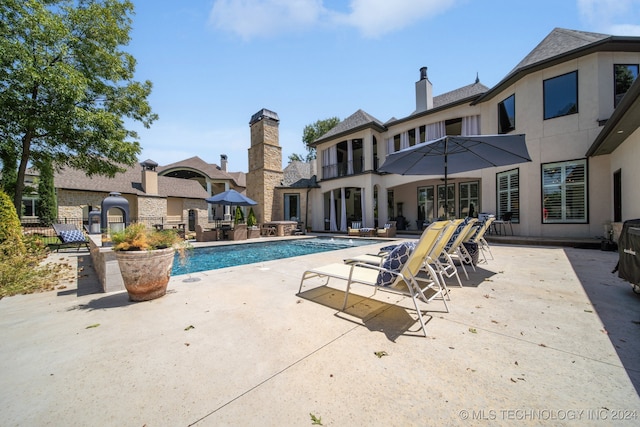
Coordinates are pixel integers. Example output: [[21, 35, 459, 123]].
[[140, 159, 158, 195], [414, 66, 433, 114]]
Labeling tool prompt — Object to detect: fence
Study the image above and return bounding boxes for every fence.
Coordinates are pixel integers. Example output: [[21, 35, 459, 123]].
[[20, 216, 176, 238]]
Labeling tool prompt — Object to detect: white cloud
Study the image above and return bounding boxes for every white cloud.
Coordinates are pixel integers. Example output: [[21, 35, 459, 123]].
[[331, 0, 456, 38], [209, 0, 326, 40], [576, 0, 640, 35], [209, 0, 457, 39]]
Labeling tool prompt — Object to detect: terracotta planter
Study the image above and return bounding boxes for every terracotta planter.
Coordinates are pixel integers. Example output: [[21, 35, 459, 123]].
[[115, 247, 175, 301]]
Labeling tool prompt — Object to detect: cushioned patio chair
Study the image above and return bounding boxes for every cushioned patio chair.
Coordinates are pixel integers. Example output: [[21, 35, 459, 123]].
[[376, 221, 397, 238], [52, 223, 89, 252], [229, 224, 247, 241], [299, 221, 449, 337], [195, 224, 218, 242], [347, 221, 362, 237]]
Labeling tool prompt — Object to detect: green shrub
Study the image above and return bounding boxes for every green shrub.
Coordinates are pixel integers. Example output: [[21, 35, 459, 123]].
[[247, 208, 257, 227], [234, 206, 244, 225], [0, 190, 25, 256], [0, 190, 72, 298]]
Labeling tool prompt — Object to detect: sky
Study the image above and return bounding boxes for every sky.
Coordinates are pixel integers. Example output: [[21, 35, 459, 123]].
[[126, 0, 640, 173]]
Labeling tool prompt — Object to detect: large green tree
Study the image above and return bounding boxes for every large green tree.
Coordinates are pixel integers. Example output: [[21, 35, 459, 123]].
[[289, 117, 340, 163], [0, 0, 157, 215]]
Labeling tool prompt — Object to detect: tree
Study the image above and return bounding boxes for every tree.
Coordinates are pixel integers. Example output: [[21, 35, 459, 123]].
[[36, 156, 57, 226], [0, 0, 157, 216], [297, 117, 341, 162]]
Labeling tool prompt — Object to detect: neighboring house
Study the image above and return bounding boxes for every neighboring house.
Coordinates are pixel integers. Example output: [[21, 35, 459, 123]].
[[53, 155, 245, 231], [308, 28, 640, 238]]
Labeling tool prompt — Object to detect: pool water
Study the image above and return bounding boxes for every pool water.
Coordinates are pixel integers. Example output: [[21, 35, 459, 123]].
[[172, 237, 382, 275]]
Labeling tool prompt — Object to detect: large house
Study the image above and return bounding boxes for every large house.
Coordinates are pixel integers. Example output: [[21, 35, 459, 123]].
[[41, 28, 640, 240], [307, 28, 640, 238]]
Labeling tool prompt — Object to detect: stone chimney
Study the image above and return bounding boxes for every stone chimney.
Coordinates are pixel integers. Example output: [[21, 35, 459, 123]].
[[140, 159, 158, 195], [414, 66, 433, 114], [220, 154, 228, 172]]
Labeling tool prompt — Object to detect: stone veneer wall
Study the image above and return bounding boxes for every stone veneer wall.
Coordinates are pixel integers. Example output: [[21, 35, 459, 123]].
[[137, 196, 166, 219], [57, 190, 107, 220], [247, 114, 283, 224]]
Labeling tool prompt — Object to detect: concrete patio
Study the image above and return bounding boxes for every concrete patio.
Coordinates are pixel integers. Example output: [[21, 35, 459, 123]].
[[0, 239, 639, 426]]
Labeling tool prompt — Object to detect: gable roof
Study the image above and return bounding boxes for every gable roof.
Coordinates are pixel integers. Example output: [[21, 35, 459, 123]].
[[158, 156, 244, 187], [475, 28, 640, 103], [54, 164, 209, 199], [312, 109, 386, 145]]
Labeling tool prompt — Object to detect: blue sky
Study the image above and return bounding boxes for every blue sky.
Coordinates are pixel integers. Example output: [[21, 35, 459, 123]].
[[127, 0, 640, 173]]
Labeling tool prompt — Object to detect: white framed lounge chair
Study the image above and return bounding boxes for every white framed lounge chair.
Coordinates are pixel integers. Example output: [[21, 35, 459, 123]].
[[298, 221, 449, 337], [432, 218, 478, 284]]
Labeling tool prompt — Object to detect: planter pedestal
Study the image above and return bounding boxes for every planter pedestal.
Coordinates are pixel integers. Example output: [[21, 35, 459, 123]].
[[115, 247, 175, 301]]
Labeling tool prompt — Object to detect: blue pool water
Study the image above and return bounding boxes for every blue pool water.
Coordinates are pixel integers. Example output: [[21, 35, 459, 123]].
[[172, 237, 382, 275]]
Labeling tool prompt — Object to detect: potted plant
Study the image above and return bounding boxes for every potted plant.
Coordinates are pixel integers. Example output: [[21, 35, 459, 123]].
[[110, 222, 187, 302], [246, 208, 260, 238]]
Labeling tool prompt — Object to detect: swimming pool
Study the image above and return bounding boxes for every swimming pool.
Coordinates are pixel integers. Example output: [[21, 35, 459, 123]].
[[172, 237, 383, 275]]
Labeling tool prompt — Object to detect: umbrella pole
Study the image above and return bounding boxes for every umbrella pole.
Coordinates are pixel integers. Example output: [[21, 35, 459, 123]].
[[444, 142, 448, 219]]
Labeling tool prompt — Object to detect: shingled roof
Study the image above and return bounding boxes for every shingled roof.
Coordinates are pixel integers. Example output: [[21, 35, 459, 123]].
[[54, 164, 209, 199], [281, 161, 318, 188], [312, 109, 386, 145], [158, 156, 245, 187], [475, 28, 640, 103]]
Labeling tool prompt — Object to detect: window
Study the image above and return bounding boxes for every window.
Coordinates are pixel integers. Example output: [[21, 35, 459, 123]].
[[497, 169, 520, 223], [498, 94, 515, 134], [284, 194, 300, 221], [459, 181, 479, 218], [615, 64, 639, 107], [437, 183, 455, 220], [542, 159, 587, 223], [543, 71, 578, 120], [22, 197, 38, 217], [417, 186, 434, 223]]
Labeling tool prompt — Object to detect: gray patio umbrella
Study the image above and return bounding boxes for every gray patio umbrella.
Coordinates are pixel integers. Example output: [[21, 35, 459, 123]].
[[378, 134, 531, 214]]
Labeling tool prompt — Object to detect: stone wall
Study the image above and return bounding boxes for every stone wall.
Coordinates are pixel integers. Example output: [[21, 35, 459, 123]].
[[57, 190, 107, 220]]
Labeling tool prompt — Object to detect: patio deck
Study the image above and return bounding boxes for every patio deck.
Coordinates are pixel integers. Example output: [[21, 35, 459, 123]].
[[0, 240, 638, 425]]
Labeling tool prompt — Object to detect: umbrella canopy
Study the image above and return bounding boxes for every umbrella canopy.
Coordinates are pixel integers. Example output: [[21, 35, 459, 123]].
[[205, 189, 257, 206], [378, 134, 531, 214]]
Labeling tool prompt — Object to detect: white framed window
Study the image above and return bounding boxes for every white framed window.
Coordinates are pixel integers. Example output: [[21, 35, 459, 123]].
[[497, 169, 520, 223], [542, 159, 587, 223]]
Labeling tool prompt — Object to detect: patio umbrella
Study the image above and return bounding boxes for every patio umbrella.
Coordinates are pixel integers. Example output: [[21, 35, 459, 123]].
[[205, 189, 257, 206], [378, 134, 531, 215]]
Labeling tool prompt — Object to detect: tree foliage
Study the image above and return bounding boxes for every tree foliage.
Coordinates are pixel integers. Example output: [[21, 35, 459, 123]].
[[0, 0, 158, 215], [36, 156, 57, 226], [293, 117, 340, 162]]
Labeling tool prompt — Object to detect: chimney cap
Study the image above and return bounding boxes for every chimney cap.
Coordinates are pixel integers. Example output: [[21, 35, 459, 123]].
[[140, 159, 158, 171], [250, 108, 279, 125]]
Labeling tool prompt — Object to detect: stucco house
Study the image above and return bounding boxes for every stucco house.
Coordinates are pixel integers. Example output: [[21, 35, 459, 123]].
[[307, 28, 640, 239]]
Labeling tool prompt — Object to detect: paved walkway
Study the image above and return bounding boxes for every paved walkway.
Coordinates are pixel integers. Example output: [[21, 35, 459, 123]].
[[1, 240, 639, 426]]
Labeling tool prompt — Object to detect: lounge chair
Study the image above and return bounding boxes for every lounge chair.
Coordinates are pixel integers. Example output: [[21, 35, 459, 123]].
[[460, 217, 495, 263], [298, 221, 449, 337], [376, 221, 397, 238], [347, 221, 361, 236], [431, 218, 478, 285], [52, 223, 89, 252]]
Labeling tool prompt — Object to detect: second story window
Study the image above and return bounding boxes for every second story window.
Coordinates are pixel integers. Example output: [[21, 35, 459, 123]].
[[498, 94, 515, 134], [543, 71, 578, 120], [615, 64, 639, 107]]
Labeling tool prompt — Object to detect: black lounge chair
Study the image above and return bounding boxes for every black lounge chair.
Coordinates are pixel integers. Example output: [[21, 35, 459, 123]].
[[52, 223, 89, 252]]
